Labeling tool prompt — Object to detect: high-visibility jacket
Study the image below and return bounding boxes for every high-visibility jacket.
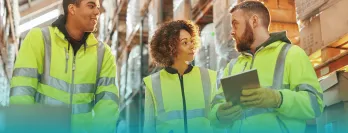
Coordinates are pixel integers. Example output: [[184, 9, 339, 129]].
[[143, 65, 217, 133], [211, 32, 323, 133], [10, 27, 119, 133]]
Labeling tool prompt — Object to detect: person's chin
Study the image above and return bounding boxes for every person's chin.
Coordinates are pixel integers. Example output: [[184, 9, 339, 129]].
[[186, 57, 194, 63]]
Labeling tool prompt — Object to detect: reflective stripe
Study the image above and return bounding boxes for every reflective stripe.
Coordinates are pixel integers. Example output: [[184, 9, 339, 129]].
[[272, 43, 291, 90], [295, 84, 322, 117], [157, 108, 206, 122], [36, 92, 93, 114], [95, 91, 119, 104], [13, 68, 39, 79], [199, 67, 211, 110], [241, 108, 274, 120], [96, 41, 105, 82], [265, 84, 290, 90], [211, 93, 224, 107], [10, 86, 36, 96], [228, 59, 238, 75], [94, 41, 106, 105], [97, 77, 115, 87], [151, 68, 212, 119], [151, 72, 165, 114], [41, 27, 51, 80], [41, 75, 95, 94]]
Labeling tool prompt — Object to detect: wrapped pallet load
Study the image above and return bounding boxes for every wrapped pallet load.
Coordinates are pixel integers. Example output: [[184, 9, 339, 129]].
[[195, 23, 217, 70]]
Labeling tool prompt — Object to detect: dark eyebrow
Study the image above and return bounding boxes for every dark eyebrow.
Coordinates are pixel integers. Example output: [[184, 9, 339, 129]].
[[87, 2, 96, 5]]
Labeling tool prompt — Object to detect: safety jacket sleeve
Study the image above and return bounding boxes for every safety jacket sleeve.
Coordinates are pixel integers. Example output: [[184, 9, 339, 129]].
[[92, 43, 119, 133], [10, 28, 44, 104], [143, 83, 157, 133], [209, 65, 233, 128], [276, 45, 323, 119]]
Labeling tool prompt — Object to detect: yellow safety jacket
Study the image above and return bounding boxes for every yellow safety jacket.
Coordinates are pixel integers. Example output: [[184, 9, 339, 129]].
[[143, 65, 217, 133], [211, 32, 323, 133], [10, 26, 119, 133]]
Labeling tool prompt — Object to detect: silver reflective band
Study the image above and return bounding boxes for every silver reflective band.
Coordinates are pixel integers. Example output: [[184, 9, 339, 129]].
[[41, 75, 95, 94], [152, 68, 213, 115], [13, 68, 39, 79], [228, 59, 238, 75], [95, 91, 119, 104], [157, 108, 206, 122], [211, 93, 224, 107], [97, 77, 116, 87], [151, 72, 165, 114], [96, 41, 105, 83], [241, 108, 274, 120], [265, 84, 290, 90], [295, 84, 322, 117], [41, 27, 52, 80], [272, 43, 292, 90], [10, 86, 36, 96], [199, 67, 211, 110], [36, 92, 93, 114]]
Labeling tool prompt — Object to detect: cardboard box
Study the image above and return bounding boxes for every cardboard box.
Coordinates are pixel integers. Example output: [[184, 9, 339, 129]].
[[278, 0, 295, 10], [320, 71, 348, 106], [263, 0, 279, 9], [316, 102, 348, 133], [269, 22, 299, 41], [295, 0, 328, 20], [299, 16, 323, 56], [319, 0, 348, 47]]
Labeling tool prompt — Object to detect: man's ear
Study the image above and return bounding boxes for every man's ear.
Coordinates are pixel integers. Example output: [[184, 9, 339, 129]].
[[251, 15, 259, 28], [68, 4, 76, 15]]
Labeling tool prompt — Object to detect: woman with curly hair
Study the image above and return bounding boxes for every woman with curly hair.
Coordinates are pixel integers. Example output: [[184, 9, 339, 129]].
[[143, 20, 218, 133]]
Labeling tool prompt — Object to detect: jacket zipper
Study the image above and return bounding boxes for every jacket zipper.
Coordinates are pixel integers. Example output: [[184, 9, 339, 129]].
[[70, 55, 76, 113], [64, 47, 69, 73], [178, 74, 188, 133], [249, 46, 264, 69]]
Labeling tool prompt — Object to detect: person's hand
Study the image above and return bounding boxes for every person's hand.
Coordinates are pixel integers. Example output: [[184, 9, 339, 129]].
[[216, 102, 242, 124], [240, 88, 282, 108]]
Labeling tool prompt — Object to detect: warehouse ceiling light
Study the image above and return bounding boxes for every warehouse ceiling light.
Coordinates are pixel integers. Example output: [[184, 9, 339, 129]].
[[19, 9, 60, 34]]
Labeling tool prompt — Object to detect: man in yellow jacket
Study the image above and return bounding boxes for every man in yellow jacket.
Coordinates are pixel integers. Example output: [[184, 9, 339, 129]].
[[210, 1, 323, 133], [10, 0, 119, 132]]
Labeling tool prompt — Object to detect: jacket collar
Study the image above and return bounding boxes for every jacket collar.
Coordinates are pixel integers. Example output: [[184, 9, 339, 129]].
[[51, 15, 99, 47], [240, 31, 291, 57], [165, 65, 193, 74]]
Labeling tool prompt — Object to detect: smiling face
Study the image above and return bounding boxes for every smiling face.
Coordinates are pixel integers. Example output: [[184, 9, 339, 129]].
[[175, 29, 196, 63], [70, 0, 100, 32]]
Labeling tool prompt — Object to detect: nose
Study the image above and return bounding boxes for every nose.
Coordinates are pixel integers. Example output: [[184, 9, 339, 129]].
[[231, 30, 236, 37], [94, 7, 100, 16]]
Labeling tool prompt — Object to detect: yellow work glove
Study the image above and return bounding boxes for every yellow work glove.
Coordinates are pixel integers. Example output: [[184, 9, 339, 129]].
[[216, 102, 243, 124], [240, 88, 282, 108]]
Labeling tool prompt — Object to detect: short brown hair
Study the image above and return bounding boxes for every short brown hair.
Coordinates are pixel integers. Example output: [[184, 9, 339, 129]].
[[149, 20, 200, 67], [230, 1, 270, 28]]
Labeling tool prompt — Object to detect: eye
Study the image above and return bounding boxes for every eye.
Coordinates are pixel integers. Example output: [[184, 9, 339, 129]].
[[88, 5, 95, 9]]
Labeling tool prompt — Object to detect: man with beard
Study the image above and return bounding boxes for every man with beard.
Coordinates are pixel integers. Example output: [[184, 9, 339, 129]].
[[209, 1, 323, 133], [10, 0, 119, 132]]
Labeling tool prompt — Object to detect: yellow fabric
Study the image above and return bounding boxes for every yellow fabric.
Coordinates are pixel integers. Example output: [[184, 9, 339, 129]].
[[143, 66, 217, 133], [211, 41, 323, 133], [10, 26, 119, 133]]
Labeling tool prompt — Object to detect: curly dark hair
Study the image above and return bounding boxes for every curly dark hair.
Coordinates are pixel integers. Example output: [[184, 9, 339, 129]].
[[149, 20, 200, 67]]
